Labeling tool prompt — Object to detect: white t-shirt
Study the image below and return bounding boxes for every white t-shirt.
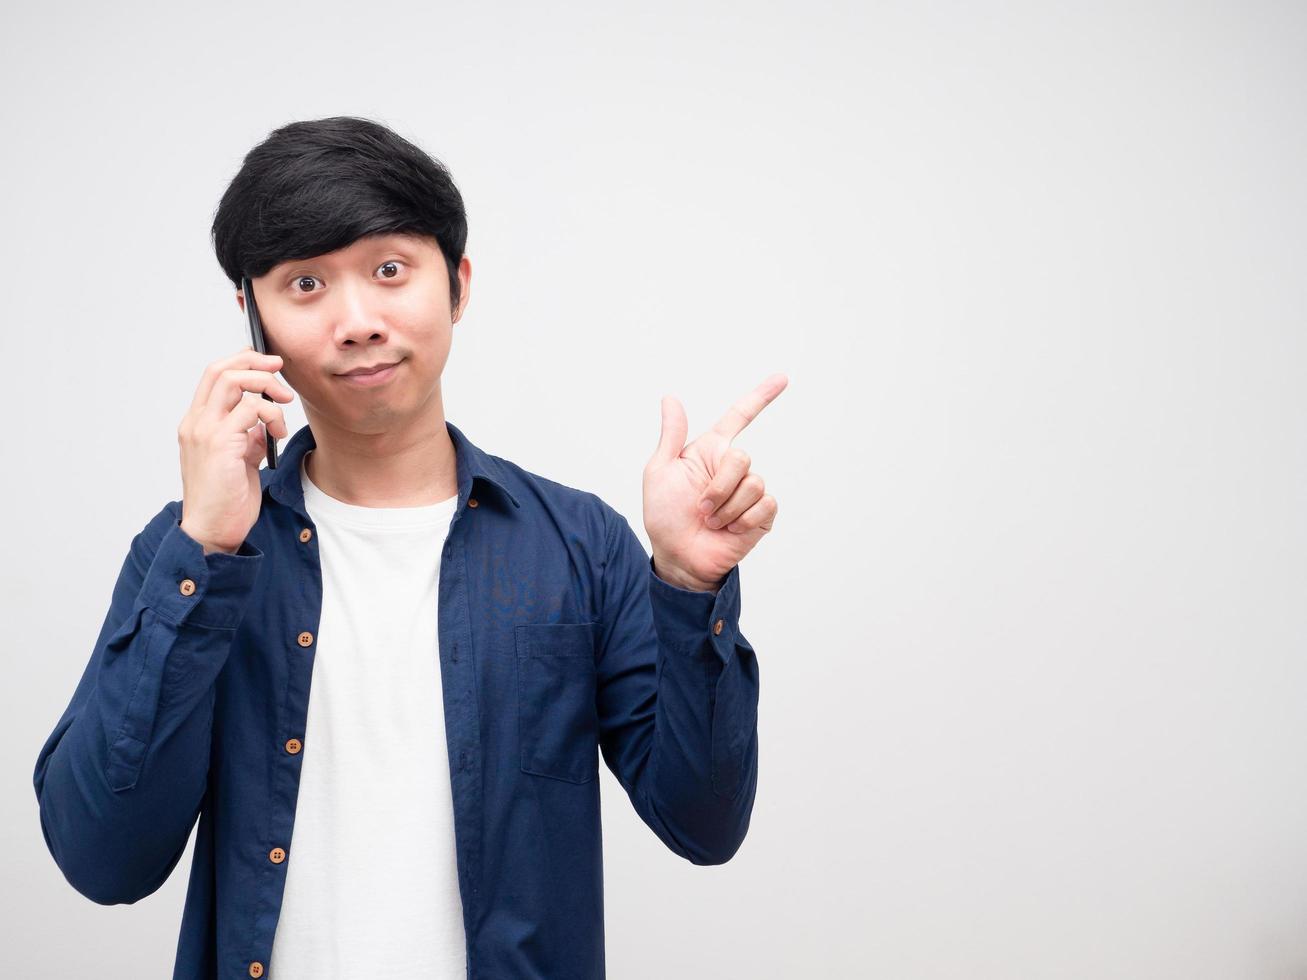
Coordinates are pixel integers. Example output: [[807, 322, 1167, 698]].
[[268, 452, 466, 979]]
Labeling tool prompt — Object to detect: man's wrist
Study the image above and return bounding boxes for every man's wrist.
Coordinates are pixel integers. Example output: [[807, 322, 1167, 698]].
[[179, 519, 239, 556], [651, 555, 721, 594]]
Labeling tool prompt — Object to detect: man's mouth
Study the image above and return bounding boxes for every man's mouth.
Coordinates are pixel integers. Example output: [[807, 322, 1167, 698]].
[[336, 359, 404, 387], [338, 359, 401, 377]]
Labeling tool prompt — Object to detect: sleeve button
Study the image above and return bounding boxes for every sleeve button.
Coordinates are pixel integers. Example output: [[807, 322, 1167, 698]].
[[179, 579, 196, 596], [713, 618, 724, 635]]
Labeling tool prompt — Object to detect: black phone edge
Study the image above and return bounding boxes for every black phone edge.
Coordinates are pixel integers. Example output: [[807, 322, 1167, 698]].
[[241, 275, 279, 470]]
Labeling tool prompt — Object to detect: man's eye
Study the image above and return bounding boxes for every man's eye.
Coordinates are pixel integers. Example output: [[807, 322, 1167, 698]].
[[291, 263, 402, 294]]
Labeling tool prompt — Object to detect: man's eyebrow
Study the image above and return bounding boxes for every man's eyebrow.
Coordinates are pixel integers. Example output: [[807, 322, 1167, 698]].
[[273, 235, 426, 273], [357, 234, 428, 258], [371, 231, 425, 247]]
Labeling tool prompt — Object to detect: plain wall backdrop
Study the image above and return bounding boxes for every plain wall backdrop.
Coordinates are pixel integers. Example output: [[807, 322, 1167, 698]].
[[3, 1, 1305, 977]]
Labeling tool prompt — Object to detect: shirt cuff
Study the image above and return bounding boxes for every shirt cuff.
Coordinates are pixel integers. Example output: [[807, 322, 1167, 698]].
[[647, 556, 742, 665], [138, 519, 265, 629]]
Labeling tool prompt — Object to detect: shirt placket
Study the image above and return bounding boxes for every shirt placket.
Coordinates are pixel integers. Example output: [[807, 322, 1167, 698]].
[[438, 490, 485, 976], [245, 510, 323, 979]]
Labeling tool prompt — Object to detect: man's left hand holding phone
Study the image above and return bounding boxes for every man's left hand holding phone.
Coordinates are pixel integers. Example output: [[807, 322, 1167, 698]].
[[176, 280, 294, 556]]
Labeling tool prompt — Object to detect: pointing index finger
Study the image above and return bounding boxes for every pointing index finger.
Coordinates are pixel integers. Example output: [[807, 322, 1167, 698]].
[[710, 372, 789, 443]]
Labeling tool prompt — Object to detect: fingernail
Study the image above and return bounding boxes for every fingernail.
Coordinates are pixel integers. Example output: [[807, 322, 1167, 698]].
[[706, 516, 722, 528], [699, 499, 713, 514]]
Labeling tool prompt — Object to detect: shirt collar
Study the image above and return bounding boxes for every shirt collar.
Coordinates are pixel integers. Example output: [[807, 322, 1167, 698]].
[[264, 420, 521, 513]]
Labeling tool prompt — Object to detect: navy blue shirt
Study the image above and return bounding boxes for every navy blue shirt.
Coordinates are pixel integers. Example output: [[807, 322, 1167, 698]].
[[33, 420, 759, 979]]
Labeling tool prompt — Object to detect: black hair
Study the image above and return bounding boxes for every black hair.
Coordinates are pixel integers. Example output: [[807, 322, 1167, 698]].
[[211, 115, 467, 312]]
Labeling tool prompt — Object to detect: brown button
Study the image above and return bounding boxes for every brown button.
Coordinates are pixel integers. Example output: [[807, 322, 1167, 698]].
[[269, 846, 286, 864], [467, 497, 479, 508], [249, 963, 265, 978], [713, 618, 724, 635], [285, 738, 302, 755], [179, 578, 196, 596], [299, 527, 313, 543], [297, 631, 314, 647]]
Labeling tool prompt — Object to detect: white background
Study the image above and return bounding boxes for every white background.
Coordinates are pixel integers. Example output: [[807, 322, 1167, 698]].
[[3, 1, 1305, 977]]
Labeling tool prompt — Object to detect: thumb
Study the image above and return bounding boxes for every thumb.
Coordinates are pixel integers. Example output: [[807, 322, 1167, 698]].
[[653, 394, 688, 465]]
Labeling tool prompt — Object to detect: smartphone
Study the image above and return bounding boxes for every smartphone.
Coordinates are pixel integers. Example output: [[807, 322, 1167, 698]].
[[240, 275, 279, 469]]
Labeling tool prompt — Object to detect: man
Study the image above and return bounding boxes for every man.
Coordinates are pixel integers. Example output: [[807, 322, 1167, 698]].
[[33, 115, 782, 979]]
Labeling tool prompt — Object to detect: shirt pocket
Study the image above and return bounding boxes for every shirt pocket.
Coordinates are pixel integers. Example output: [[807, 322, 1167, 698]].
[[514, 622, 599, 784]]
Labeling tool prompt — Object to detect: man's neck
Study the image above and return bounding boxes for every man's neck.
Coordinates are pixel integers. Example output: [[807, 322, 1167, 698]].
[[302, 413, 459, 508]]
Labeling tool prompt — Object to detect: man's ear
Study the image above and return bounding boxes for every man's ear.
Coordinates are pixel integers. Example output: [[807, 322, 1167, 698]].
[[236, 290, 246, 314], [453, 255, 472, 324]]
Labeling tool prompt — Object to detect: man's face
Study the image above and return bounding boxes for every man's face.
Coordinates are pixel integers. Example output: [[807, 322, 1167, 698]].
[[236, 231, 470, 433]]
